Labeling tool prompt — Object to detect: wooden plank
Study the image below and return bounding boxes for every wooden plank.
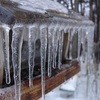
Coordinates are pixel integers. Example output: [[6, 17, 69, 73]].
[[0, 61, 80, 100], [21, 62, 80, 100]]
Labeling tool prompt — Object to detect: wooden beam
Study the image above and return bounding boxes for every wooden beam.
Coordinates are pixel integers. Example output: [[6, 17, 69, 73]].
[[21, 62, 80, 100], [0, 61, 80, 100]]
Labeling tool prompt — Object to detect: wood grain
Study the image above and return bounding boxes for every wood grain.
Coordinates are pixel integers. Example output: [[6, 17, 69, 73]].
[[0, 62, 80, 100], [21, 62, 80, 100]]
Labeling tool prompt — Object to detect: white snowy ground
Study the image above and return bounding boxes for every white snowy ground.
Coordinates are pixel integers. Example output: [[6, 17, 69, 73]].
[[42, 75, 81, 100]]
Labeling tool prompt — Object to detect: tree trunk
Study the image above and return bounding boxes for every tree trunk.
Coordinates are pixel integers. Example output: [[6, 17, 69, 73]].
[[80, 3, 83, 15], [70, 0, 73, 10], [74, 0, 79, 12], [89, 0, 94, 21], [94, 0, 100, 42], [94, 0, 100, 62]]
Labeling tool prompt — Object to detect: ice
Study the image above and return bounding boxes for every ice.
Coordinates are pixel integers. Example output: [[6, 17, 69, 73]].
[[81, 29, 86, 62], [84, 26, 95, 100], [40, 24, 48, 100], [12, 25, 24, 100], [58, 23, 65, 69], [28, 26, 36, 87], [0, 86, 15, 100], [11, 0, 68, 14], [58, 31, 64, 69], [85, 26, 94, 76], [48, 21, 59, 77], [77, 28, 82, 61], [64, 20, 74, 59], [69, 29, 73, 59], [47, 26, 52, 77], [87, 27, 94, 61], [52, 22, 60, 68], [68, 28, 75, 59], [1, 25, 11, 84], [52, 28, 56, 69], [28, 24, 39, 87], [0, 7, 94, 100], [65, 29, 70, 59]]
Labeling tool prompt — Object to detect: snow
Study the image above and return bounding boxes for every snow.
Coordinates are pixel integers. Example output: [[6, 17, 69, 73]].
[[11, 0, 68, 14]]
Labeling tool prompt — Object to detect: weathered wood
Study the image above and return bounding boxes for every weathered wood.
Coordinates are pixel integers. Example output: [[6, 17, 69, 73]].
[[21, 62, 80, 100], [0, 62, 80, 100]]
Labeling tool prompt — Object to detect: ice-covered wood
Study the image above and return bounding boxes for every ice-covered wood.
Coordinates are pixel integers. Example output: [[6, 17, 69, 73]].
[[0, 61, 80, 100]]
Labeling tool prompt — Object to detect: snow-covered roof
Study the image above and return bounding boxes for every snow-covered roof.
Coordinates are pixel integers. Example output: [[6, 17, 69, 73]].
[[10, 0, 68, 14]]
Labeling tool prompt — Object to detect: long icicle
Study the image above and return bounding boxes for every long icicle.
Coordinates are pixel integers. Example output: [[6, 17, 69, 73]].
[[65, 28, 71, 59], [58, 22, 65, 69], [60, 30, 64, 66], [47, 28, 52, 77], [58, 30, 64, 69], [53, 22, 60, 68], [52, 29, 56, 69], [81, 29, 86, 62], [69, 28, 73, 59], [1, 26, 11, 84], [40, 25, 47, 100], [86, 27, 95, 100], [12, 26, 24, 100], [28, 26, 37, 87], [77, 28, 82, 61]]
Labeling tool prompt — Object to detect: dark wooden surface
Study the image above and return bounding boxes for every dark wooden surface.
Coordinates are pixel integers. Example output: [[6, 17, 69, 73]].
[[21, 62, 80, 100], [0, 62, 80, 100]]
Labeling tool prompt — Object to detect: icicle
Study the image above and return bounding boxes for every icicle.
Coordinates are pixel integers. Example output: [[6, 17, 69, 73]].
[[40, 24, 47, 100], [64, 22, 68, 33], [1, 26, 11, 84], [85, 26, 95, 100], [65, 21, 76, 59], [58, 30, 64, 69], [87, 27, 94, 60], [28, 25, 38, 88], [47, 22, 55, 77], [81, 29, 86, 62], [57, 31, 61, 69], [65, 28, 71, 59], [77, 28, 82, 61], [70, 28, 76, 59], [12, 25, 24, 100], [69, 28, 73, 59], [52, 22, 60, 69], [86, 26, 95, 73], [52, 29, 56, 69], [57, 22, 65, 69], [47, 28, 52, 77]]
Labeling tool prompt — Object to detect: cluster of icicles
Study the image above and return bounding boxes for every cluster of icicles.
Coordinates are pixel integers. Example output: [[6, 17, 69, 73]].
[[1, 20, 94, 100]]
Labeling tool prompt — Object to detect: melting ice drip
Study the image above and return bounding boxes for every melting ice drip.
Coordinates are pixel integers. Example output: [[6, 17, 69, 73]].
[[47, 22, 54, 77], [52, 22, 60, 69], [40, 24, 48, 100], [58, 22, 65, 69], [1, 25, 11, 84], [1, 20, 94, 100], [28, 24, 39, 88], [12, 25, 24, 100]]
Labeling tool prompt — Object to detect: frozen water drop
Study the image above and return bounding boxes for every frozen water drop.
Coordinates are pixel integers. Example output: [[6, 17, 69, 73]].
[[40, 24, 47, 100], [12, 25, 24, 100], [28, 25, 38, 88], [1, 26, 11, 84]]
